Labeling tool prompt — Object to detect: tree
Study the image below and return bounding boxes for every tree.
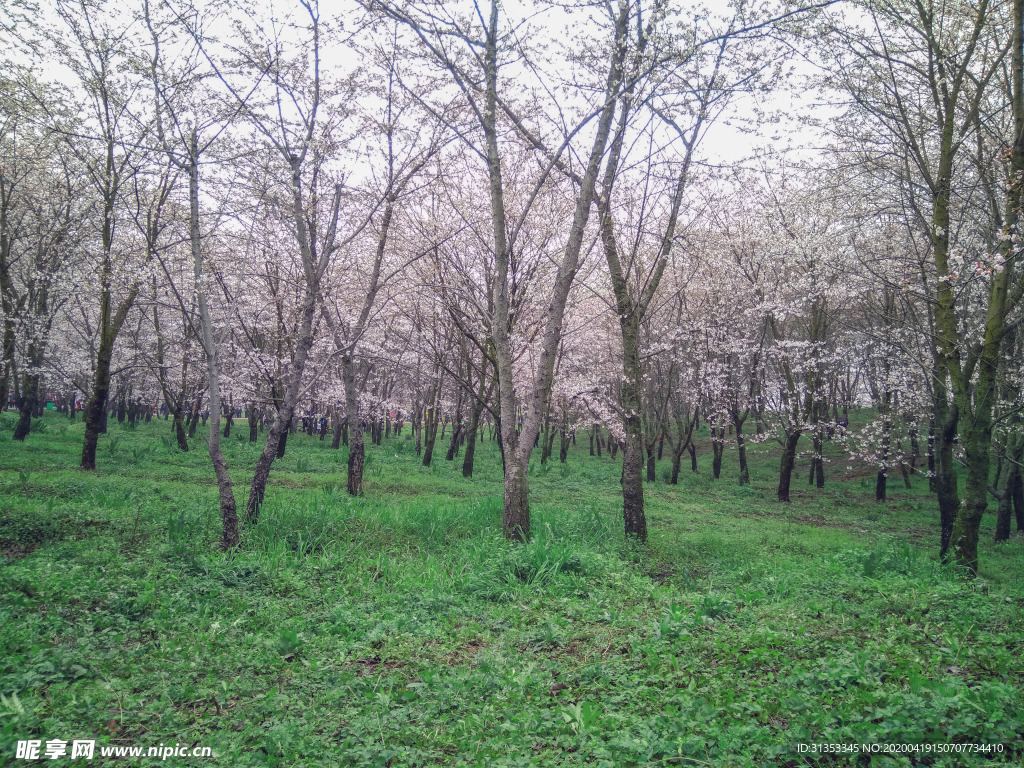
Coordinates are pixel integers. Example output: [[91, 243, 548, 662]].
[[144, 0, 244, 548], [823, 0, 1021, 571], [0, 86, 82, 441], [365, 0, 645, 541], [29, 0, 155, 470], [194, 0, 366, 524], [317, 42, 444, 497]]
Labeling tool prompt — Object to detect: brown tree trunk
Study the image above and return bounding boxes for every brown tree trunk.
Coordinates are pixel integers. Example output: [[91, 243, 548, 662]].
[[331, 409, 342, 450], [12, 372, 38, 441], [81, 344, 116, 470], [173, 408, 188, 452], [462, 407, 482, 478], [622, 429, 647, 540], [935, 405, 960, 560], [422, 398, 440, 468], [777, 430, 801, 503], [994, 463, 1015, 542], [1013, 471, 1024, 532], [711, 420, 725, 480], [276, 422, 288, 458], [733, 412, 749, 486]]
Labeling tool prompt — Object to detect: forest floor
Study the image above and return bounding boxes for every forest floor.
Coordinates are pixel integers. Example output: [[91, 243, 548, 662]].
[[0, 412, 1022, 767]]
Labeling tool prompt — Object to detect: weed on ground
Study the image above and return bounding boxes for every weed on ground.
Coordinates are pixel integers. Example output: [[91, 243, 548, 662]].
[[0, 414, 1022, 766]]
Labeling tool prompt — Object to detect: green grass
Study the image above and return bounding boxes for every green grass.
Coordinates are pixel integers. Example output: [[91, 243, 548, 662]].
[[0, 412, 1022, 767]]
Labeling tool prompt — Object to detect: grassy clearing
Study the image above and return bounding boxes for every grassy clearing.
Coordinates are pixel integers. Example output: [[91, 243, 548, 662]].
[[0, 412, 1022, 767]]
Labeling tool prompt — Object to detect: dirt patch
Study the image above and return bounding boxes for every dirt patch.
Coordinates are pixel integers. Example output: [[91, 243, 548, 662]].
[[349, 655, 406, 676], [1, 538, 39, 560], [445, 639, 487, 666], [893, 525, 932, 541], [789, 514, 852, 529], [645, 564, 676, 585]]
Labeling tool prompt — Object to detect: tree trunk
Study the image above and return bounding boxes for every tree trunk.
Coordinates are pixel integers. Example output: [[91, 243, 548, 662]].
[[249, 404, 258, 443], [812, 432, 825, 488], [503, 460, 530, 541], [1013, 470, 1024, 532], [622, 429, 647, 540], [711, 420, 725, 480], [422, 419, 437, 465], [462, 406, 482, 478], [331, 409, 342, 450], [994, 462, 1016, 542], [445, 420, 463, 461], [876, 413, 892, 502], [276, 423, 288, 458], [414, 405, 421, 455], [935, 405, 960, 560], [173, 408, 188, 452], [81, 343, 116, 470], [733, 413, 749, 486], [777, 430, 801, 503], [12, 372, 38, 442], [344, 357, 365, 495], [422, 398, 440, 468]]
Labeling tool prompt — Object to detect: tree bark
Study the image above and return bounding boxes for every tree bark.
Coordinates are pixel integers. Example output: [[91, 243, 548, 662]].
[[173, 408, 188, 452], [1013, 471, 1024, 532], [876, 404, 892, 502], [994, 461, 1017, 542], [12, 371, 38, 441], [276, 423, 288, 459], [343, 355, 364, 495], [777, 430, 801, 503], [935, 397, 960, 560], [331, 408, 342, 450], [732, 410, 749, 486], [711, 417, 725, 480]]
